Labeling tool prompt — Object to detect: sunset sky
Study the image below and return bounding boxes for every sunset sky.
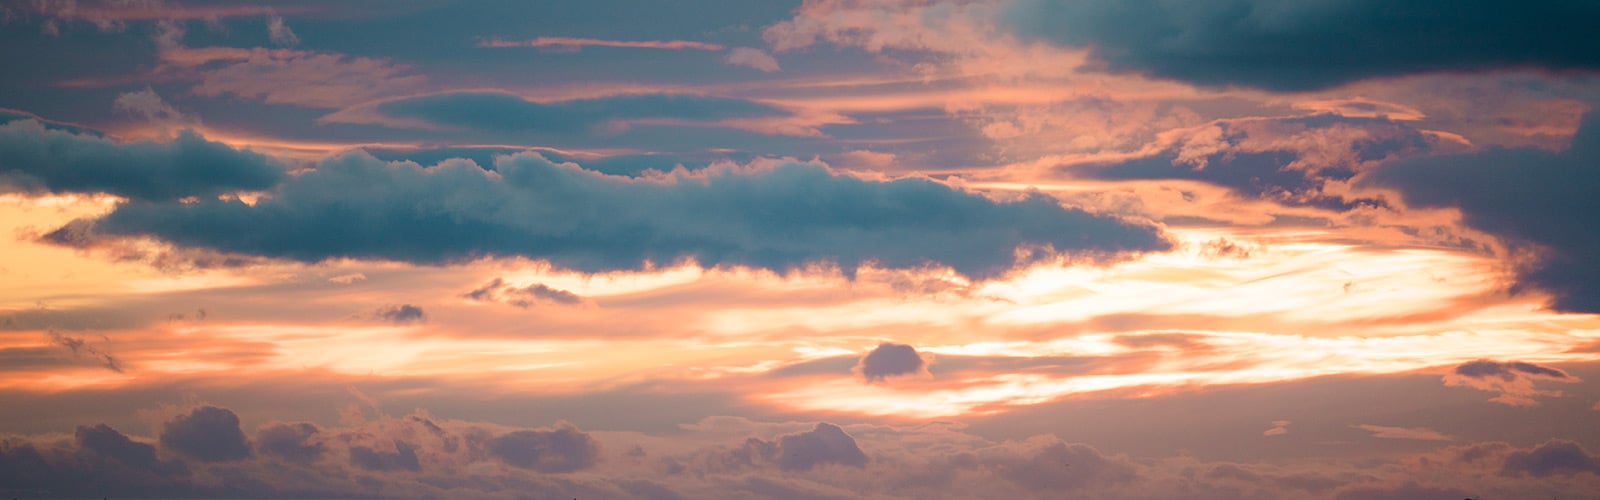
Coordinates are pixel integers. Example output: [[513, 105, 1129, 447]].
[[2, 1, 1600, 498]]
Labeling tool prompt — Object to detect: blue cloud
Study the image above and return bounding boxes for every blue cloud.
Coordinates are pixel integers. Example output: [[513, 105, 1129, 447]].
[[1005, 0, 1600, 90], [55, 151, 1169, 279], [0, 119, 284, 201]]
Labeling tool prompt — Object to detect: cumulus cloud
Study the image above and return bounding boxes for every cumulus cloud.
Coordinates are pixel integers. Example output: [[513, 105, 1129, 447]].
[[374, 91, 791, 134], [1364, 110, 1600, 312], [349, 440, 421, 472], [256, 422, 324, 463], [372, 304, 426, 324], [856, 342, 929, 382], [1441, 359, 1576, 406], [764, 423, 869, 471], [52, 151, 1169, 279], [1501, 440, 1600, 477], [112, 87, 192, 131], [1003, 0, 1600, 90], [725, 47, 781, 72], [487, 423, 601, 473], [159, 406, 252, 462], [0, 119, 284, 201]]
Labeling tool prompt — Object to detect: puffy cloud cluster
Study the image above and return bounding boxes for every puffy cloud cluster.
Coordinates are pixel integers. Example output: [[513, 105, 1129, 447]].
[[857, 342, 929, 382], [0, 119, 283, 201], [50, 151, 1170, 279], [464, 278, 584, 307]]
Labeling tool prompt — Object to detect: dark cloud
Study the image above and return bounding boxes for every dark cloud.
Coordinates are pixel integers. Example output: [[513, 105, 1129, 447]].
[[349, 440, 422, 472], [47, 329, 123, 372], [76, 424, 163, 472], [377, 92, 788, 133], [1333, 482, 1474, 500], [1075, 115, 1430, 211], [0, 119, 284, 201], [1005, 0, 1600, 90], [1500, 440, 1600, 477], [1364, 111, 1600, 312], [1442, 359, 1576, 407], [857, 342, 928, 382], [159, 406, 252, 462], [487, 423, 601, 473], [974, 439, 1138, 491], [772, 423, 869, 471], [57, 151, 1170, 279], [373, 304, 426, 324], [465, 278, 583, 307], [1454, 360, 1570, 380], [256, 422, 325, 463]]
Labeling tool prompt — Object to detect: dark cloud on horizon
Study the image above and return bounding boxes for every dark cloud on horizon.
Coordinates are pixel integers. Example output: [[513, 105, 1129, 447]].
[[0, 119, 284, 201], [377, 92, 790, 134], [255, 422, 325, 463], [159, 406, 252, 462], [1365, 110, 1600, 312], [487, 423, 602, 473], [736, 422, 869, 472], [857, 342, 928, 382], [1501, 440, 1600, 477], [1005, 0, 1600, 90], [51, 151, 1170, 279], [349, 440, 422, 472], [1441, 359, 1576, 406]]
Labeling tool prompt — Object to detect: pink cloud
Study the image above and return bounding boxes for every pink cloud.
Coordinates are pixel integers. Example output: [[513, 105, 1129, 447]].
[[479, 36, 725, 51]]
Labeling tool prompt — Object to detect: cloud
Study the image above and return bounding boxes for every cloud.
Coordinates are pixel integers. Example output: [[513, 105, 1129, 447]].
[[1073, 115, 1435, 211], [349, 440, 421, 472], [159, 406, 252, 462], [178, 47, 428, 109], [1003, 0, 1600, 90], [1353, 424, 1454, 442], [1441, 359, 1576, 406], [1363, 110, 1600, 312], [373, 304, 426, 324], [55, 151, 1169, 279], [328, 273, 367, 284], [47, 329, 123, 373], [266, 12, 299, 47], [856, 342, 929, 382], [479, 37, 725, 51], [76, 424, 168, 473], [1262, 420, 1289, 436], [374, 91, 791, 134], [487, 423, 601, 473], [112, 87, 191, 128], [972, 437, 1139, 491], [769, 423, 869, 471], [0, 119, 284, 201], [725, 47, 780, 72], [1501, 440, 1600, 477], [255, 422, 324, 463], [465, 278, 583, 307]]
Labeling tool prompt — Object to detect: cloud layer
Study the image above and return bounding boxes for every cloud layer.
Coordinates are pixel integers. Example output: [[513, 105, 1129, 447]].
[[54, 151, 1170, 278]]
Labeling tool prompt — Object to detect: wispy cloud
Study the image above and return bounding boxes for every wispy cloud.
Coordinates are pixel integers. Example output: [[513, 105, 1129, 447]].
[[479, 36, 725, 51]]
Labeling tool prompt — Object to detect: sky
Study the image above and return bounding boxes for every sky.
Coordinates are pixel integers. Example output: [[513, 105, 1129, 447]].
[[2, 1, 1600, 498]]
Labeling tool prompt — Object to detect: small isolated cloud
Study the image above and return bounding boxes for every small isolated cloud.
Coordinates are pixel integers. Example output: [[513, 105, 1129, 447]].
[[486, 422, 601, 473], [1262, 420, 1289, 436], [327, 273, 366, 284], [464, 278, 583, 307], [1442, 359, 1576, 406], [724, 47, 780, 72], [856, 342, 929, 382], [373, 304, 426, 324], [160, 406, 252, 462], [479, 36, 725, 51], [112, 87, 191, 128], [1501, 440, 1600, 477], [266, 12, 298, 47], [1353, 424, 1454, 442]]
